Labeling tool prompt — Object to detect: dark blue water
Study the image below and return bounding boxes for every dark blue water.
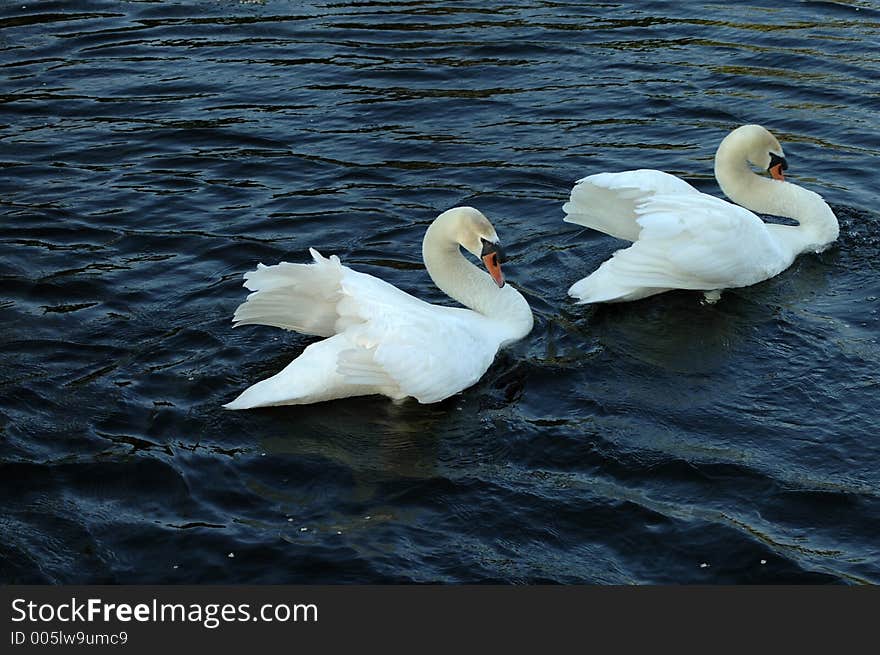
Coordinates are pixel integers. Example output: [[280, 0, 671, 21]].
[[2, 0, 879, 584]]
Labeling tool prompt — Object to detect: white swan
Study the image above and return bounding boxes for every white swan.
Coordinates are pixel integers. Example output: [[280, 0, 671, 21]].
[[563, 124, 839, 304], [224, 206, 534, 409]]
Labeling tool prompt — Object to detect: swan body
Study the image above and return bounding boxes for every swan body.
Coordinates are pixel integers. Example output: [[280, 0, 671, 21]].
[[225, 207, 533, 409], [564, 125, 839, 304]]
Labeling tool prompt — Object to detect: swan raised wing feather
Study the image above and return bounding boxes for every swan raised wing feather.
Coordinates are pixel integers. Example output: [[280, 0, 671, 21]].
[[563, 169, 701, 242]]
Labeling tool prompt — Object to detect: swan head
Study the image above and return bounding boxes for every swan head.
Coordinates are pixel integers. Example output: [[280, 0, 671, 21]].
[[722, 124, 788, 181], [435, 206, 507, 288]]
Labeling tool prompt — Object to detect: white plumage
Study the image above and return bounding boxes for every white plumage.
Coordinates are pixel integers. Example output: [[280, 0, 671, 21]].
[[225, 207, 533, 409], [564, 125, 839, 304]]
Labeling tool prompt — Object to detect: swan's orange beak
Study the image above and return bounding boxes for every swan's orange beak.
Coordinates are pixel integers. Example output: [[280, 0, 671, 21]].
[[769, 163, 785, 181], [480, 239, 506, 288], [482, 252, 505, 288]]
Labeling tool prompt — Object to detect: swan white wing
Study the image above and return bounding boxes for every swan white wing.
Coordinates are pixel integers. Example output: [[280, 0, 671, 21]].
[[563, 169, 701, 242], [337, 271, 499, 403], [232, 248, 421, 336], [585, 192, 786, 293]]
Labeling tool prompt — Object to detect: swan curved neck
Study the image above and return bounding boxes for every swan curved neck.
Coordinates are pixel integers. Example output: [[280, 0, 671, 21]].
[[422, 220, 532, 340], [714, 141, 839, 253]]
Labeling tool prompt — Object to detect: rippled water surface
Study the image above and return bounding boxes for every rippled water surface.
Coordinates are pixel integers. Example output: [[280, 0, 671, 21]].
[[2, 0, 879, 584]]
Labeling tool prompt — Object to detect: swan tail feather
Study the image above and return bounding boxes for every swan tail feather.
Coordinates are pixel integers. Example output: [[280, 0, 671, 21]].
[[568, 273, 645, 304], [568, 246, 673, 304], [224, 337, 386, 409]]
